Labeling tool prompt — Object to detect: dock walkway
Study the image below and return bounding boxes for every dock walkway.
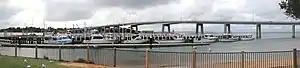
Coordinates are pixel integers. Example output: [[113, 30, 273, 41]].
[[0, 42, 209, 48]]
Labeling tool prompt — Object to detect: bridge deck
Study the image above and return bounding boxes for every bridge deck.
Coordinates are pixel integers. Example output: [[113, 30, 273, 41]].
[[97, 21, 300, 27]]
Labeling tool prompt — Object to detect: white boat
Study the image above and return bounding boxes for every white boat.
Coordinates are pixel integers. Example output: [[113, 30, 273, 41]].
[[44, 35, 73, 44], [203, 34, 218, 40], [193, 38, 216, 43], [83, 34, 116, 44], [218, 34, 239, 42], [239, 34, 255, 41], [156, 36, 185, 44], [122, 35, 148, 44]]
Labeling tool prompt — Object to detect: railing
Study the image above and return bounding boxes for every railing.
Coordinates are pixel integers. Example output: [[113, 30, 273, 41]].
[[0, 45, 298, 68]]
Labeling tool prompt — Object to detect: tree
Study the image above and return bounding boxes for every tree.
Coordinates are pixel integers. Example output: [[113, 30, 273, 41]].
[[279, 0, 300, 20]]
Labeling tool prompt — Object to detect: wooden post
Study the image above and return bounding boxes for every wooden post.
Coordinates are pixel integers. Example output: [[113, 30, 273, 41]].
[[35, 45, 38, 59], [241, 51, 245, 68], [145, 48, 149, 68], [113, 47, 117, 67], [293, 48, 297, 68], [59, 44, 62, 61], [87, 44, 90, 63], [15, 43, 17, 57], [192, 46, 197, 68]]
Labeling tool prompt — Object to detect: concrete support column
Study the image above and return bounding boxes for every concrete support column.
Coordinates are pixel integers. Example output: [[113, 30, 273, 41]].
[[256, 24, 261, 39], [227, 24, 231, 33], [129, 26, 133, 33], [224, 24, 227, 33], [292, 24, 296, 38], [224, 24, 231, 33], [135, 26, 138, 31], [196, 24, 204, 35], [196, 24, 199, 35], [167, 25, 171, 33], [104, 27, 110, 33], [200, 24, 204, 35], [162, 24, 171, 33], [162, 25, 165, 33], [130, 25, 138, 31]]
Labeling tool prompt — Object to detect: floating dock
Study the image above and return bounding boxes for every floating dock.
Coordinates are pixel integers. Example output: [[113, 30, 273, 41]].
[[0, 42, 209, 48]]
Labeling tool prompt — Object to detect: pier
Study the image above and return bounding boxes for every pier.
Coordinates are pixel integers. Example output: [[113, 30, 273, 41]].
[[0, 42, 209, 48]]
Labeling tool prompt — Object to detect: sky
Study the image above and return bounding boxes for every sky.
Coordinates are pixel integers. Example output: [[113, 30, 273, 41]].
[[0, 0, 299, 32]]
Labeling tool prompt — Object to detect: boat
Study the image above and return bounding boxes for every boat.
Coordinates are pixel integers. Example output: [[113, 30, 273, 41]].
[[155, 34, 185, 44], [193, 38, 217, 43], [203, 34, 218, 40], [44, 35, 73, 44], [218, 34, 239, 42], [83, 34, 116, 44], [122, 34, 149, 44], [239, 34, 255, 41]]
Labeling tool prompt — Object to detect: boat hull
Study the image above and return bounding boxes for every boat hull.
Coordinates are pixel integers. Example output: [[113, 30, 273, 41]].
[[218, 39, 238, 42], [83, 39, 115, 44], [157, 40, 185, 44], [122, 40, 149, 44], [194, 39, 216, 43]]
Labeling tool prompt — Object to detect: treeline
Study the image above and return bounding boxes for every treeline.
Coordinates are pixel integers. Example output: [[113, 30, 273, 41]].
[[0, 27, 67, 32], [0, 27, 139, 33]]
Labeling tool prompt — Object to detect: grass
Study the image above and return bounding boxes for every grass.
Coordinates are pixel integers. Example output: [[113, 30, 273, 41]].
[[0, 55, 80, 68]]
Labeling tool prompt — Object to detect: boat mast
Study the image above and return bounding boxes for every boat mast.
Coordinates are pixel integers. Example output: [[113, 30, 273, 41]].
[[84, 22, 87, 40]]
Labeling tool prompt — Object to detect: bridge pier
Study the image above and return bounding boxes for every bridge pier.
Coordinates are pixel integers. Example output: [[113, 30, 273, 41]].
[[130, 25, 138, 31], [162, 24, 171, 33], [104, 27, 110, 33], [292, 24, 296, 38], [256, 24, 261, 39], [224, 24, 231, 33], [196, 24, 204, 35]]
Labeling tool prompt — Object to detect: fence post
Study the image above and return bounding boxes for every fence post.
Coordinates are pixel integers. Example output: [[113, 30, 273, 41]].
[[87, 44, 90, 63], [35, 45, 38, 59], [192, 46, 197, 68], [113, 47, 117, 67], [145, 48, 149, 68], [15, 43, 17, 57], [241, 51, 245, 68], [59, 44, 62, 61], [293, 48, 297, 68]]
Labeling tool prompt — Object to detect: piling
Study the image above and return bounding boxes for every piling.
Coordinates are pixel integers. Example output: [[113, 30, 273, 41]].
[[292, 24, 296, 38]]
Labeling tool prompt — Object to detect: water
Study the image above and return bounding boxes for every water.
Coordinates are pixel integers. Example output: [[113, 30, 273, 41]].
[[0, 32, 298, 68]]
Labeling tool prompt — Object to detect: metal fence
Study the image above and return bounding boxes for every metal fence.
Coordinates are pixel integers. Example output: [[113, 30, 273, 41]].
[[0, 46, 298, 68]]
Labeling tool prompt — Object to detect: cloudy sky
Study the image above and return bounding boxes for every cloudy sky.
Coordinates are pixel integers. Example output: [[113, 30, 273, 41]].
[[0, 0, 299, 32]]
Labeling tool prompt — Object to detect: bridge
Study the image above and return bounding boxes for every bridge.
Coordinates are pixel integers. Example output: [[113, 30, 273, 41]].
[[94, 20, 300, 39]]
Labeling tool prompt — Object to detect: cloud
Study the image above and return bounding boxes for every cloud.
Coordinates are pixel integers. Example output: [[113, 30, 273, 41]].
[[44, 0, 176, 21], [4, 0, 300, 32], [0, 0, 22, 28], [94, 0, 177, 9], [44, 0, 95, 21]]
